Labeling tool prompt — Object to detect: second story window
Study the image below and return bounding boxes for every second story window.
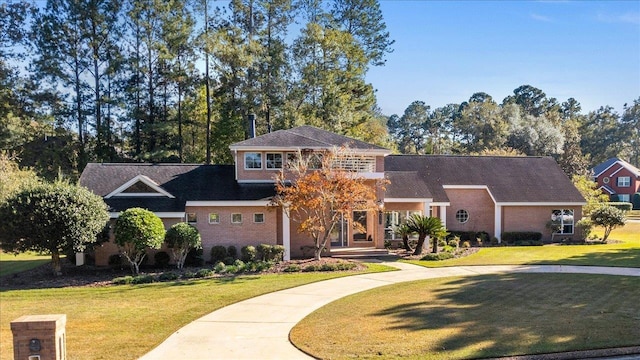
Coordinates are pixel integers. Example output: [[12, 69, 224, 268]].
[[617, 176, 630, 187], [266, 153, 283, 169], [244, 152, 262, 169]]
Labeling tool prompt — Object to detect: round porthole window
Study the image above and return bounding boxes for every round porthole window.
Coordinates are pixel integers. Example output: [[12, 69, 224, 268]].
[[603, 177, 610, 184], [456, 209, 469, 223]]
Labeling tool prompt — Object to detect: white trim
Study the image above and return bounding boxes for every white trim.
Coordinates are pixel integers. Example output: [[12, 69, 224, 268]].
[[442, 185, 498, 204], [610, 165, 625, 177], [282, 208, 291, 261], [594, 161, 620, 178], [109, 211, 184, 219], [186, 200, 271, 207], [384, 198, 433, 203], [431, 202, 451, 207], [237, 180, 276, 184], [229, 145, 391, 157], [244, 152, 263, 170], [598, 186, 615, 195], [360, 172, 385, 179], [105, 175, 175, 199], [496, 202, 586, 206], [494, 205, 502, 243], [439, 205, 447, 226]]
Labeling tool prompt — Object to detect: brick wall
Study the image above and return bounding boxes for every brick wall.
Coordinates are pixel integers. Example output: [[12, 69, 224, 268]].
[[11, 314, 66, 360], [445, 189, 495, 237], [503, 205, 583, 241]]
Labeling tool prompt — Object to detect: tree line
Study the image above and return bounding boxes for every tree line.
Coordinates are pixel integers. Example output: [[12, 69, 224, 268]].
[[1, 1, 638, 182], [388, 87, 640, 178], [1, 0, 393, 180]]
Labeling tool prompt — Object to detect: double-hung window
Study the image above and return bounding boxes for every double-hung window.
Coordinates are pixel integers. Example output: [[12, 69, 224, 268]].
[[617, 176, 630, 187], [551, 209, 574, 234], [266, 153, 283, 169], [244, 153, 262, 169]]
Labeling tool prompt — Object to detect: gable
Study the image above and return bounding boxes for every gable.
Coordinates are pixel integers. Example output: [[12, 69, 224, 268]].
[[105, 175, 175, 199]]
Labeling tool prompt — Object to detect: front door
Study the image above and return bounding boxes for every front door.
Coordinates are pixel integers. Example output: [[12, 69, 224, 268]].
[[330, 214, 348, 247]]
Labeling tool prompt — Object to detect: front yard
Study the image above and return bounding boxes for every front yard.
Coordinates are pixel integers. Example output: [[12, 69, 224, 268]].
[[0, 223, 638, 359]]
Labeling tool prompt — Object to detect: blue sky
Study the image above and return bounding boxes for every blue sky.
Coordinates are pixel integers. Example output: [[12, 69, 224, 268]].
[[367, 1, 640, 116]]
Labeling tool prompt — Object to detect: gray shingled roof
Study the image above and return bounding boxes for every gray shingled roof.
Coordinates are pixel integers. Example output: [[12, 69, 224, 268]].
[[385, 171, 433, 199], [592, 157, 640, 178], [79, 163, 276, 213], [385, 155, 585, 203], [230, 125, 390, 152]]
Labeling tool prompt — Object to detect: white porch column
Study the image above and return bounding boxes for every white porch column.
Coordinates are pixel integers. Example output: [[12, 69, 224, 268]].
[[439, 205, 447, 227], [282, 208, 291, 261], [423, 200, 432, 217], [494, 205, 502, 243]]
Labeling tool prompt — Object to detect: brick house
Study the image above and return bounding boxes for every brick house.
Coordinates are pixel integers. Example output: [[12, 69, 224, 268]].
[[79, 126, 585, 265], [592, 157, 640, 206]]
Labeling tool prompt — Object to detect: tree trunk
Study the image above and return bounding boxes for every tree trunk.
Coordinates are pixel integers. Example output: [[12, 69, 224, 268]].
[[402, 234, 412, 251], [412, 235, 427, 255], [431, 236, 438, 253], [51, 251, 62, 276]]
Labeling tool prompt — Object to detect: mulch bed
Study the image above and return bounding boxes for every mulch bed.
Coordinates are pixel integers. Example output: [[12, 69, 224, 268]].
[[0, 258, 366, 290]]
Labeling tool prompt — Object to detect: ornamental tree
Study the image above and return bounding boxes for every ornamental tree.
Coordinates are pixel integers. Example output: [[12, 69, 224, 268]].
[[590, 205, 626, 242], [164, 222, 201, 269], [0, 181, 109, 275], [406, 214, 448, 255], [114, 208, 165, 274], [272, 147, 386, 260]]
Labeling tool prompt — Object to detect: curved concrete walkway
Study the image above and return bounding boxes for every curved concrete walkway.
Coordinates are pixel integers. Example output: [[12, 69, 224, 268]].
[[139, 263, 640, 360]]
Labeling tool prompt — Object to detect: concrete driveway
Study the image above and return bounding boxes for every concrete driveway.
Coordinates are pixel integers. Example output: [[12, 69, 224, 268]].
[[139, 263, 640, 360]]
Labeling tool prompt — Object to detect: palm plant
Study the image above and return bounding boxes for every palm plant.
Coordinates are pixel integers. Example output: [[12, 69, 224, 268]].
[[406, 214, 448, 255], [397, 223, 414, 251]]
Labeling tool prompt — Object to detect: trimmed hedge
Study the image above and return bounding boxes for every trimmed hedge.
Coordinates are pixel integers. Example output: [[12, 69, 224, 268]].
[[607, 202, 633, 212], [633, 193, 640, 210], [501, 232, 542, 244]]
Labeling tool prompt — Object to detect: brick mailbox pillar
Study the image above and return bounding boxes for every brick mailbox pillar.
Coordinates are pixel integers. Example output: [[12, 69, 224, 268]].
[[11, 314, 66, 360]]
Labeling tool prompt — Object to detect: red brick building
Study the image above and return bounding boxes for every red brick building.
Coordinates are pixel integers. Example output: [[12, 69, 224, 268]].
[[592, 158, 640, 206], [80, 126, 585, 264]]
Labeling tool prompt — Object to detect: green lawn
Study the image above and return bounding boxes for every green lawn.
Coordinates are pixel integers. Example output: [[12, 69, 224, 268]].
[[291, 273, 640, 360], [0, 251, 52, 277], [0, 263, 393, 360], [404, 222, 640, 268]]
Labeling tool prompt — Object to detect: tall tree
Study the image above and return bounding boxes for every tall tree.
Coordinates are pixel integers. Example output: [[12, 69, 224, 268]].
[[456, 95, 507, 153], [621, 98, 640, 167], [387, 100, 429, 154], [329, 0, 394, 67], [579, 106, 626, 166]]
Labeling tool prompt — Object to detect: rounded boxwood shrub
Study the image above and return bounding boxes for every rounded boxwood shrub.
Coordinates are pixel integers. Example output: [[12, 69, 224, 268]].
[[195, 268, 214, 278], [131, 274, 154, 284], [158, 272, 179, 281], [421, 252, 454, 261], [227, 245, 238, 259], [213, 261, 226, 273], [112, 276, 133, 285], [223, 256, 235, 265], [108, 254, 123, 267], [241, 245, 257, 262], [210, 245, 227, 263], [154, 251, 170, 268], [185, 248, 204, 267]]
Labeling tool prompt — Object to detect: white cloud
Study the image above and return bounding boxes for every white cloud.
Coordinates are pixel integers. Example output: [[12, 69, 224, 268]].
[[596, 12, 640, 25], [531, 13, 553, 22]]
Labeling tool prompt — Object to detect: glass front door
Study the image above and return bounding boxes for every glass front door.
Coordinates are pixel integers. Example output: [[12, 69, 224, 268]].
[[330, 214, 348, 247]]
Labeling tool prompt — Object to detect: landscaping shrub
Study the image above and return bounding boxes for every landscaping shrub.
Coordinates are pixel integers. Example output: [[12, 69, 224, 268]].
[[461, 241, 471, 248], [447, 238, 459, 248], [283, 264, 301, 272], [223, 256, 235, 265], [421, 252, 454, 261], [213, 261, 226, 273], [633, 193, 640, 210], [442, 245, 455, 253], [233, 259, 245, 271], [227, 245, 238, 259], [154, 251, 170, 268], [112, 276, 133, 285], [182, 271, 196, 279], [437, 238, 447, 247], [131, 274, 154, 284], [241, 245, 257, 262], [210, 245, 227, 263], [164, 222, 202, 269], [257, 244, 271, 261], [270, 245, 285, 261], [608, 202, 632, 212], [184, 248, 204, 267], [447, 231, 490, 244], [158, 272, 179, 281], [195, 268, 214, 278], [501, 232, 543, 244]]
